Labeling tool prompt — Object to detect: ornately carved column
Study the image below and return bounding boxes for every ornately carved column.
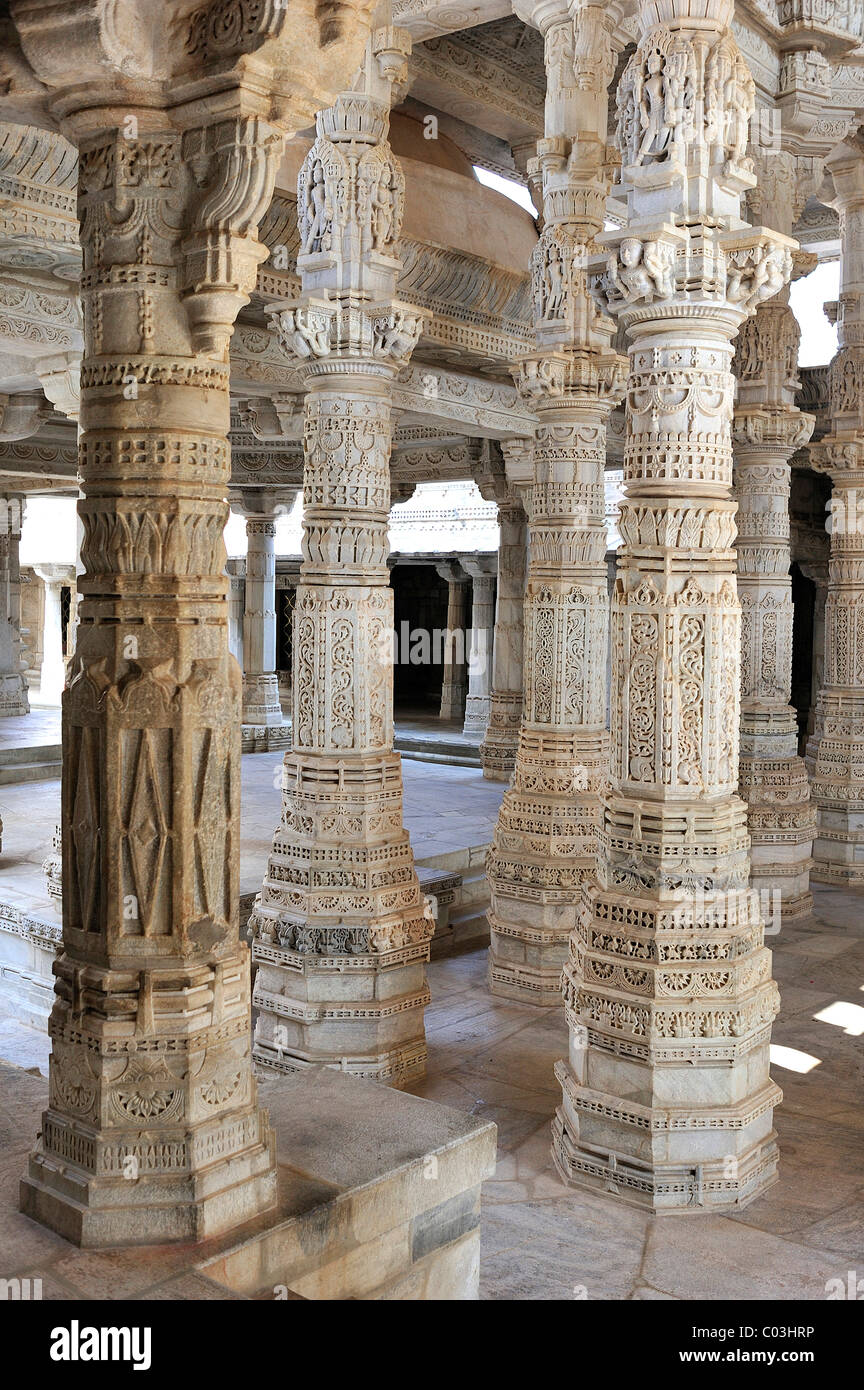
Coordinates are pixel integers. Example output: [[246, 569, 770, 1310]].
[[251, 30, 435, 1085], [554, 0, 788, 1210], [480, 498, 527, 780], [0, 497, 28, 716], [486, 0, 626, 1004], [462, 558, 496, 740], [437, 561, 468, 720], [10, 0, 376, 1247], [807, 151, 864, 882], [733, 298, 816, 919]]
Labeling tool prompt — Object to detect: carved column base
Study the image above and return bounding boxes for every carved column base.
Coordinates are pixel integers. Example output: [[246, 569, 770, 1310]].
[[486, 730, 605, 1006], [480, 692, 522, 781], [439, 680, 466, 722], [250, 752, 435, 1085], [552, 799, 782, 1214], [21, 962, 277, 1247], [0, 672, 28, 717], [251, 945, 430, 1087], [242, 673, 284, 726], [551, 1100, 779, 1215], [806, 703, 864, 883], [739, 754, 816, 919], [462, 693, 491, 741]]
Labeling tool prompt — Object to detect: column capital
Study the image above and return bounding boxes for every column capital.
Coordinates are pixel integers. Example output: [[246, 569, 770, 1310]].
[[435, 559, 467, 585], [460, 555, 497, 581], [6, 0, 375, 138], [732, 406, 816, 456]]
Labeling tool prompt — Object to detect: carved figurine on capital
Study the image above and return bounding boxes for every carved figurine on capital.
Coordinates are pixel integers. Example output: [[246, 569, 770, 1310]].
[[727, 242, 794, 313], [595, 236, 677, 312]]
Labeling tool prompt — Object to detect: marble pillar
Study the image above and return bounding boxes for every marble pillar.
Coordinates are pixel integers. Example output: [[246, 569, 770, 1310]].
[[480, 498, 527, 781], [33, 565, 65, 706], [250, 37, 435, 1086], [733, 297, 816, 920], [554, 0, 787, 1211], [807, 153, 864, 883], [242, 508, 281, 727], [8, 2, 366, 1243], [437, 562, 468, 721], [731, 151, 819, 920], [238, 489, 296, 751], [462, 560, 496, 740], [0, 497, 28, 716], [486, 0, 626, 1005]]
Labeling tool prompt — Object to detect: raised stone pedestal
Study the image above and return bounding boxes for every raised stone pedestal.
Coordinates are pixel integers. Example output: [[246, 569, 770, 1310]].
[[5, 1058, 496, 1299]]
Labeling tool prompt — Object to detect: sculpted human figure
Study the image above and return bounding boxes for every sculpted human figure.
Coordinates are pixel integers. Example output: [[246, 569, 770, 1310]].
[[664, 49, 689, 160], [725, 69, 750, 167], [375, 308, 419, 361], [637, 49, 669, 162], [303, 159, 331, 254], [607, 238, 674, 306], [545, 241, 565, 318], [728, 245, 790, 312], [371, 165, 396, 250]]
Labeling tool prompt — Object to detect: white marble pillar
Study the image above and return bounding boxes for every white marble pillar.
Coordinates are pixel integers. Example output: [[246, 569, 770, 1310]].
[[250, 37, 434, 1086], [807, 153, 864, 882], [731, 153, 819, 920], [34, 565, 65, 706], [481, 499, 527, 780], [437, 561, 468, 721], [242, 505, 281, 728], [0, 497, 28, 716], [555, 0, 788, 1212], [486, 0, 626, 1005], [462, 560, 496, 740]]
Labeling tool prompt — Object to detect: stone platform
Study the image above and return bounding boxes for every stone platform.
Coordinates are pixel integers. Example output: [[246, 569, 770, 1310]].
[[0, 1061, 496, 1299]]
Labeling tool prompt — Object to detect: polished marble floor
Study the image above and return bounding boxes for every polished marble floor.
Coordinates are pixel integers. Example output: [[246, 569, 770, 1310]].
[[1, 881, 862, 1299], [407, 884, 864, 1300]]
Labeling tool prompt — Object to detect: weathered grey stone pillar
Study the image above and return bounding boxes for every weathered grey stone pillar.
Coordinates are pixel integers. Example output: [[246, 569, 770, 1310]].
[[437, 560, 468, 720], [806, 153, 864, 883], [481, 498, 526, 780], [462, 559, 496, 740], [557, 0, 787, 1211], [10, 0, 376, 1247], [0, 497, 28, 716], [251, 36, 434, 1086]]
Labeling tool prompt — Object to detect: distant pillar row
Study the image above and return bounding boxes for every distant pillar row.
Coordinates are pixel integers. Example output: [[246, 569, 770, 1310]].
[[733, 298, 816, 919]]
